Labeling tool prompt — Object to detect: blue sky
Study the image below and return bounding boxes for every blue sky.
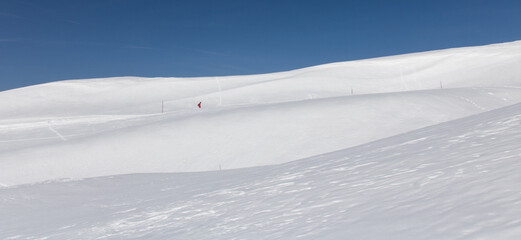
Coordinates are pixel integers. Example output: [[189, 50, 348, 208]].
[[1, 0, 521, 91]]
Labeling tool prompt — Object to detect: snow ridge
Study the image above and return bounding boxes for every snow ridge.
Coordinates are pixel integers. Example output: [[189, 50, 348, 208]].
[[1, 40, 521, 239], [2, 99, 521, 239]]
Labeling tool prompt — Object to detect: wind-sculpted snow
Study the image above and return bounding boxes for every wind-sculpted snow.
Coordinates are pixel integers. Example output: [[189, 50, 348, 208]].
[[2, 101, 521, 239], [2, 40, 521, 238], [2, 41, 521, 186], [2, 87, 521, 186]]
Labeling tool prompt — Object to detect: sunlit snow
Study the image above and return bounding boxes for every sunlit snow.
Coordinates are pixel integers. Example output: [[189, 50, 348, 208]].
[[1, 41, 521, 239]]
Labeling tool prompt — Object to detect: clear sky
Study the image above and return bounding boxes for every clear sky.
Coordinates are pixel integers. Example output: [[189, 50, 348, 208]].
[[1, 0, 521, 91]]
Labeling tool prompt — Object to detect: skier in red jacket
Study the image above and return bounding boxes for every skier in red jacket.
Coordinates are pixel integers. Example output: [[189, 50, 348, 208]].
[[198, 102, 201, 108]]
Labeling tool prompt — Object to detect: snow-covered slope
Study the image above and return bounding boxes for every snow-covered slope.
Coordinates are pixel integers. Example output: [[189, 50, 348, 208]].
[[2, 41, 521, 186], [2, 98, 521, 239], [1, 40, 521, 118], [2, 87, 521, 186]]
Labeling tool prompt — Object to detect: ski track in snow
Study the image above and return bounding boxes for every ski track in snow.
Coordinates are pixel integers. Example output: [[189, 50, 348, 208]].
[[47, 124, 67, 141]]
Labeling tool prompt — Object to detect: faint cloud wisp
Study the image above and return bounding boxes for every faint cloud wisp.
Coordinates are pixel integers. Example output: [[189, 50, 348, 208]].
[[122, 45, 160, 50]]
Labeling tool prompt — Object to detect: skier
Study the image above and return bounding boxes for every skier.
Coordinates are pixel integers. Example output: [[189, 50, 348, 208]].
[[198, 102, 201, 109]]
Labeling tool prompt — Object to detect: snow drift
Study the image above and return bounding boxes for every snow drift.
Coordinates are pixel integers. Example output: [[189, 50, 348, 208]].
[[2, 91, 521, 239], [2, 41, 521, 186]]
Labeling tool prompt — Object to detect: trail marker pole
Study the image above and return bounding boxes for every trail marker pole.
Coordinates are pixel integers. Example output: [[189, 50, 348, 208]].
[[219, 164, 222, 171], [440, 80, 443, 89], [216, 77, 223, 106], [400, 64, 404, 83]]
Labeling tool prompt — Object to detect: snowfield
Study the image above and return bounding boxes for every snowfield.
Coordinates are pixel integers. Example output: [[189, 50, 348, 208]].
[[1, 41, 521, 239]]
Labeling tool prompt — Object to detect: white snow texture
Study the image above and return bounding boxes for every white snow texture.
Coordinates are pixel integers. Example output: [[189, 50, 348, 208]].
[[1, 41, 521, 239]]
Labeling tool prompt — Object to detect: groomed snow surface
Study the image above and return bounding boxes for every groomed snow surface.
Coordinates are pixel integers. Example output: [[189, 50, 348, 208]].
[[1, 41, 521, 239]]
